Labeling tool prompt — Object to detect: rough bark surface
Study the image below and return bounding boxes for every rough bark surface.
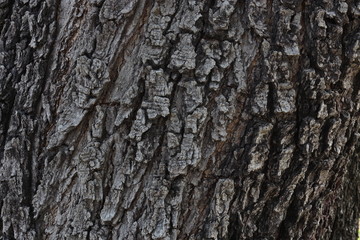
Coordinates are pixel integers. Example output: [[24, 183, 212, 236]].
[[0, 0, 360, 239]]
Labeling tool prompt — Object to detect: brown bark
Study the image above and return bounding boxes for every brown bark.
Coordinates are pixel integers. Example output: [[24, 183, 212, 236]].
[[0, 0, 359, 239]]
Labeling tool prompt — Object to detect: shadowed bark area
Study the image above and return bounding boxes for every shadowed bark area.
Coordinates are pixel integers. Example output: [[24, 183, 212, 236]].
[[0, 0, 359, 239]]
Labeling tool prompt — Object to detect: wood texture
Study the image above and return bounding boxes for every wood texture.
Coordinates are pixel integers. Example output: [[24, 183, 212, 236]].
[[0, 0, 359, 239]]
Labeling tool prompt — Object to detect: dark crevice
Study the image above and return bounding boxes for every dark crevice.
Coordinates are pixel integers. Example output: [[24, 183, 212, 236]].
[[277, 184, 303, 240], [351, 72, 360, 101], [3, 223, 15, 240], [100, 141, 116, 212], [228, 213, 241, 240], [319, 117, 335, 154], [267, 82, 277, 118], [0, 88, 16, 157]]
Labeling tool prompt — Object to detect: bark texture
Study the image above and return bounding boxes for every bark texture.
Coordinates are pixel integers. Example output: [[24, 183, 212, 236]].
[[1, 0, 360, 239]]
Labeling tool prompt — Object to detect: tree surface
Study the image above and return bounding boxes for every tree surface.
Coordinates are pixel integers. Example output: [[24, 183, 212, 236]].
[[0, 0, 360, 239]]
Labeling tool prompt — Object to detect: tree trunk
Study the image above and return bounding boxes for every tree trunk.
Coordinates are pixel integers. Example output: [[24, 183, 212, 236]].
[[1, 0, 360, 239]]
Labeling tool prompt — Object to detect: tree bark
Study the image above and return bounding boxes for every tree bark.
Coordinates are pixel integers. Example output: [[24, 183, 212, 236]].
[[1, 0, 360, 239]]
